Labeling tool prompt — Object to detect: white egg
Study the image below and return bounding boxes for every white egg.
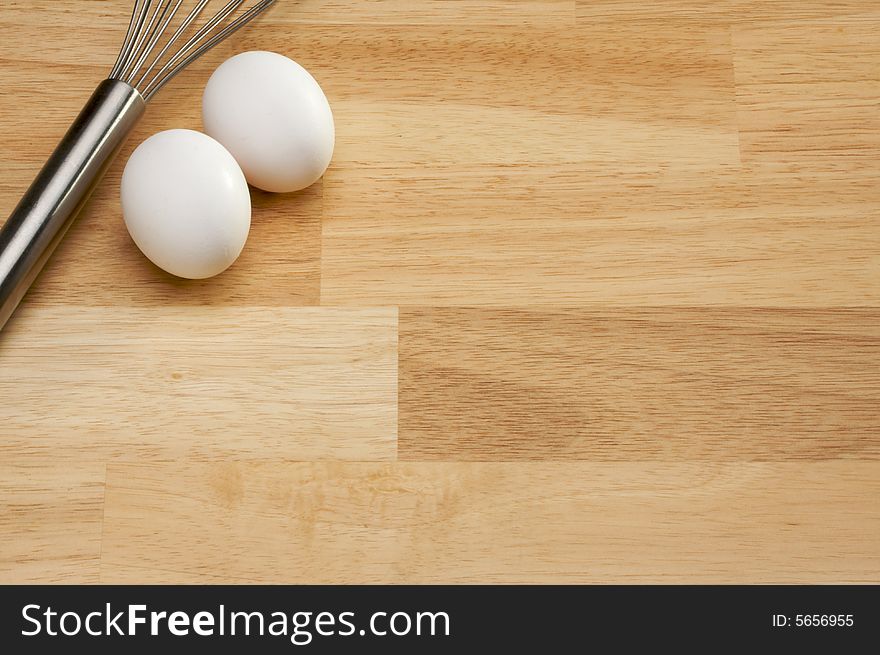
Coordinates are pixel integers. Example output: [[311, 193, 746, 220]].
[[202, 51, 335, 193], [121, 129, 251, 279]]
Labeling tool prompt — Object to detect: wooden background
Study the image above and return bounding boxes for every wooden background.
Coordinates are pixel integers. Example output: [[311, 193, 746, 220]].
[[1, 1, 878, 583]]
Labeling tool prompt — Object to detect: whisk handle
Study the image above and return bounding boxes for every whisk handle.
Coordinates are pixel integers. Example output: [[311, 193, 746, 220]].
[[0, 79, 144, 331]]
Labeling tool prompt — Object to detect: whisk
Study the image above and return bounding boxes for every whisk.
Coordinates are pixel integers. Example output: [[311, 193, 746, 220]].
[[0, 0, 277, 330]]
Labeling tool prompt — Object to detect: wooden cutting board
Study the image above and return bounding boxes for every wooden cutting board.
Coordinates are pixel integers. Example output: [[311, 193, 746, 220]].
[[1, 1, 877, 583]]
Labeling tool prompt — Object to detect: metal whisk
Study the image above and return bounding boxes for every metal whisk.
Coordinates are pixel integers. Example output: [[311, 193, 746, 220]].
[[0, 1, 277, 330]]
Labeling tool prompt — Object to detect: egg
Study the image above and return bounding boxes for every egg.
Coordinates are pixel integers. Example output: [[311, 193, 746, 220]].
[[121, 129, 251, 279], [202, 51, 335, 193]]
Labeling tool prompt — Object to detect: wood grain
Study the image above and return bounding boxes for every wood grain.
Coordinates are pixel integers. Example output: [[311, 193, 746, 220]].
[[321, 166, 879, 306], [1, 1, 878, 583], [312, 22, 739, 170], [0, 462, 104, 584], [0, 305, 397, 461], [399, 308, 880, 460], [100, 461, 880, 583], [318, 14, 878, 306], [575, 1, 874, 22], [733, 16, 880, 170]]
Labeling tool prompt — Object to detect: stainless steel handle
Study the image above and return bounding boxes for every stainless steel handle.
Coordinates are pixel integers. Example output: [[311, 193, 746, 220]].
[[0, 79, 144, 331]]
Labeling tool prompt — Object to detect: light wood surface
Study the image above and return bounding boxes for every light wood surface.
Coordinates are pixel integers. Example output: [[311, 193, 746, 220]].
[[1, 1, 878, 584], [100, 461, 879, 584], [399, 308, 880, 460]]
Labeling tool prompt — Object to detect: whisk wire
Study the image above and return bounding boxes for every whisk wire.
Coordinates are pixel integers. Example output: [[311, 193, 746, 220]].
[[119, 1, 155, 80], [110, 0, 277, 101], [140, 0, 246, 94], [125, 1, 184, 84], [133, 0, 211, 90], [143, 0, 276, 100], [110, 0, 146, 79]]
